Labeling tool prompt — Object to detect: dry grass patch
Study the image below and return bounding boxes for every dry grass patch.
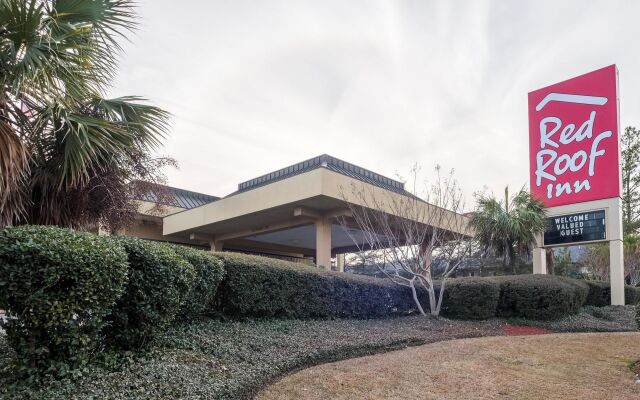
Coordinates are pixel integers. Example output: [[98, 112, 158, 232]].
[[259, 332, 640, 400]]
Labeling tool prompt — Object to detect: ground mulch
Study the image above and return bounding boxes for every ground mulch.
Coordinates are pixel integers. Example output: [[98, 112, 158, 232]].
[[501, 323, 552, 336]]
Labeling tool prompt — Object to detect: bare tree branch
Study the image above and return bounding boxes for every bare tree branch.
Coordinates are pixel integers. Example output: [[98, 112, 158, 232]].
[[338, 166, 472, 317]]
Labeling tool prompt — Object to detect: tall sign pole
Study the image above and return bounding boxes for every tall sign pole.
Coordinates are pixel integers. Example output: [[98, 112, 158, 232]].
[[528, 65, 624, 305]]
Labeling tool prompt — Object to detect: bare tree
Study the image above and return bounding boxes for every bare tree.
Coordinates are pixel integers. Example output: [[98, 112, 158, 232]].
[[624, 239, 640, 286], [338, 166, 472, 317], [625, 251, 640, 286], [580, 242, 640, 285], [583, 243, 610, 281]]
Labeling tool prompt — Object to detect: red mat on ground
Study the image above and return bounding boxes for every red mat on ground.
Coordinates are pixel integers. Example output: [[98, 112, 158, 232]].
[[501, 324, 552, 336]]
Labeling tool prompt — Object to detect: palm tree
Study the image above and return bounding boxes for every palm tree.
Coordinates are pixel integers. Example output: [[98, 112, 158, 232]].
[[0, 0, 169, 227], [469, 187, 547, 274]]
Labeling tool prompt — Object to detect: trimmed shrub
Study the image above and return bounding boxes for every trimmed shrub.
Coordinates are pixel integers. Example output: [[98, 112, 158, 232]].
[[585, 281, 613, 306], [0, 226, 128, 376], [441, 278, 500, 319], [213, 252, 416, 318], [494, 275, 589, 320], [583, 280, 640, 306], [105, 237, 196, 350], [627, 285, 640, 305], [213, 253, 614, 321], [172, 245, 225, 320]]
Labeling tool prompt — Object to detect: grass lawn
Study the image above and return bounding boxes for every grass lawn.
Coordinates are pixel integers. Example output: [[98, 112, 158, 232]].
[[259, 332, 640, 400], [0, 306, 637, 400]]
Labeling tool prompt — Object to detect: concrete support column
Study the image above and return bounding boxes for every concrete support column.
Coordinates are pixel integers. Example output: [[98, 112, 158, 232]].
[[315, 218, 332, 271], [610, 239, 625, 305], [608, 198, 625, 305], [336, 254, 345, 272], [209, 239, 224, 253], [532, 247, 547, 274], [532, 233, 547, 275]]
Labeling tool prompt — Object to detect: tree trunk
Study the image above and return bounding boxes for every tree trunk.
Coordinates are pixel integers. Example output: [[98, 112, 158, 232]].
[[502, 239, 510, 268], [409, 280, 426, 316], [427, 287, 436, 315], [434, 280, 446, 316], [509, 246, 518, 275], [546, 248, 555, 275]]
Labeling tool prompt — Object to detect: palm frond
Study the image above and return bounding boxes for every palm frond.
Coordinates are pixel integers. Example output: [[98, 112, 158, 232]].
[[0, 1, 172, 228], [469, 186, 547, 263], [32, 95, 169, 189]]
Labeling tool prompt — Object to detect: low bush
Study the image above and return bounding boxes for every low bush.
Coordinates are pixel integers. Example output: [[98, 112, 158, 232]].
[[0, 226, 128, 377], [627, 286, 640, 305], [508, 305, 638, 333], [213, 253, 614, 321], [172, 245, 225, 320], [494, 275, 589, 320], [213, 252, 416, 318], [104, 237, 196, 350], [583, 280, 640, 306], [441, 278, 501, 319]]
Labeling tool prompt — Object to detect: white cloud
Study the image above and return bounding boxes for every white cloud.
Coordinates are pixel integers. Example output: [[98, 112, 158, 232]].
[[112, 0, 640, 206]]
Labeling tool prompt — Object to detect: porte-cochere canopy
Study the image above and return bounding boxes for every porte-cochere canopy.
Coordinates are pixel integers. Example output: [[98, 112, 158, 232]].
[[160, 154, 471, 269]]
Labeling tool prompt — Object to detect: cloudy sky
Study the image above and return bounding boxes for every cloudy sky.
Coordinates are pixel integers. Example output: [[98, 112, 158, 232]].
[[111, 0, 640, 206]]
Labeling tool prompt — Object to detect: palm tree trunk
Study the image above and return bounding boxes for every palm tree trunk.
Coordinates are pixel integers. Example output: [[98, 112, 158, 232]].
[[502, 239, 510, 268], [546, 248, 555, 275], [510, 247, 518, 275]]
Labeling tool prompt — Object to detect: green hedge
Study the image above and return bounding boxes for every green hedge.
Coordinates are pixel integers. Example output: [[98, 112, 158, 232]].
[[583, 280, 640, 306], [172, 245, 225, 320], [440, 278, 501, 320], [0, 227, 230, 376], [493, 275, 588, 320], [213, 252, 416, 318], [0, 226, 128, 376], [213, 253, 633, 321], [213, 253, 601, 321], [104, 237, 196, 350], [3, 224, 635, 381]]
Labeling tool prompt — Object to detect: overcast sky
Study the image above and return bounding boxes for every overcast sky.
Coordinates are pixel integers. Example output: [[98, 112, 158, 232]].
[[111, 0, 640, 207]]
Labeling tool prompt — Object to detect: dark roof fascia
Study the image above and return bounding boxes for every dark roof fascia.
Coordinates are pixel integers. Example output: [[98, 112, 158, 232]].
[[233, 154, 407, 196]]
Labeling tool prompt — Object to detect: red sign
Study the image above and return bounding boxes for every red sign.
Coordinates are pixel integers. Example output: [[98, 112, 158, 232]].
[[528, 65, 620, 207]]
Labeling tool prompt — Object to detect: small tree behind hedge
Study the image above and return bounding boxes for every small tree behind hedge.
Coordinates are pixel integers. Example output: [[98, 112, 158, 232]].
[[0, 226, 128, 377], [173, 245, 225, 320], [339, 166, 472, 317], [105, 237, 196, 350]]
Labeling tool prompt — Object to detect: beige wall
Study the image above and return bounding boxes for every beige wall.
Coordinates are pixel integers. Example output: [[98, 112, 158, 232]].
[[163, 168, 470, 237], [135, 200, 186, 218], [119, 200, 200, 246], [163, 169, 325, 235]]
